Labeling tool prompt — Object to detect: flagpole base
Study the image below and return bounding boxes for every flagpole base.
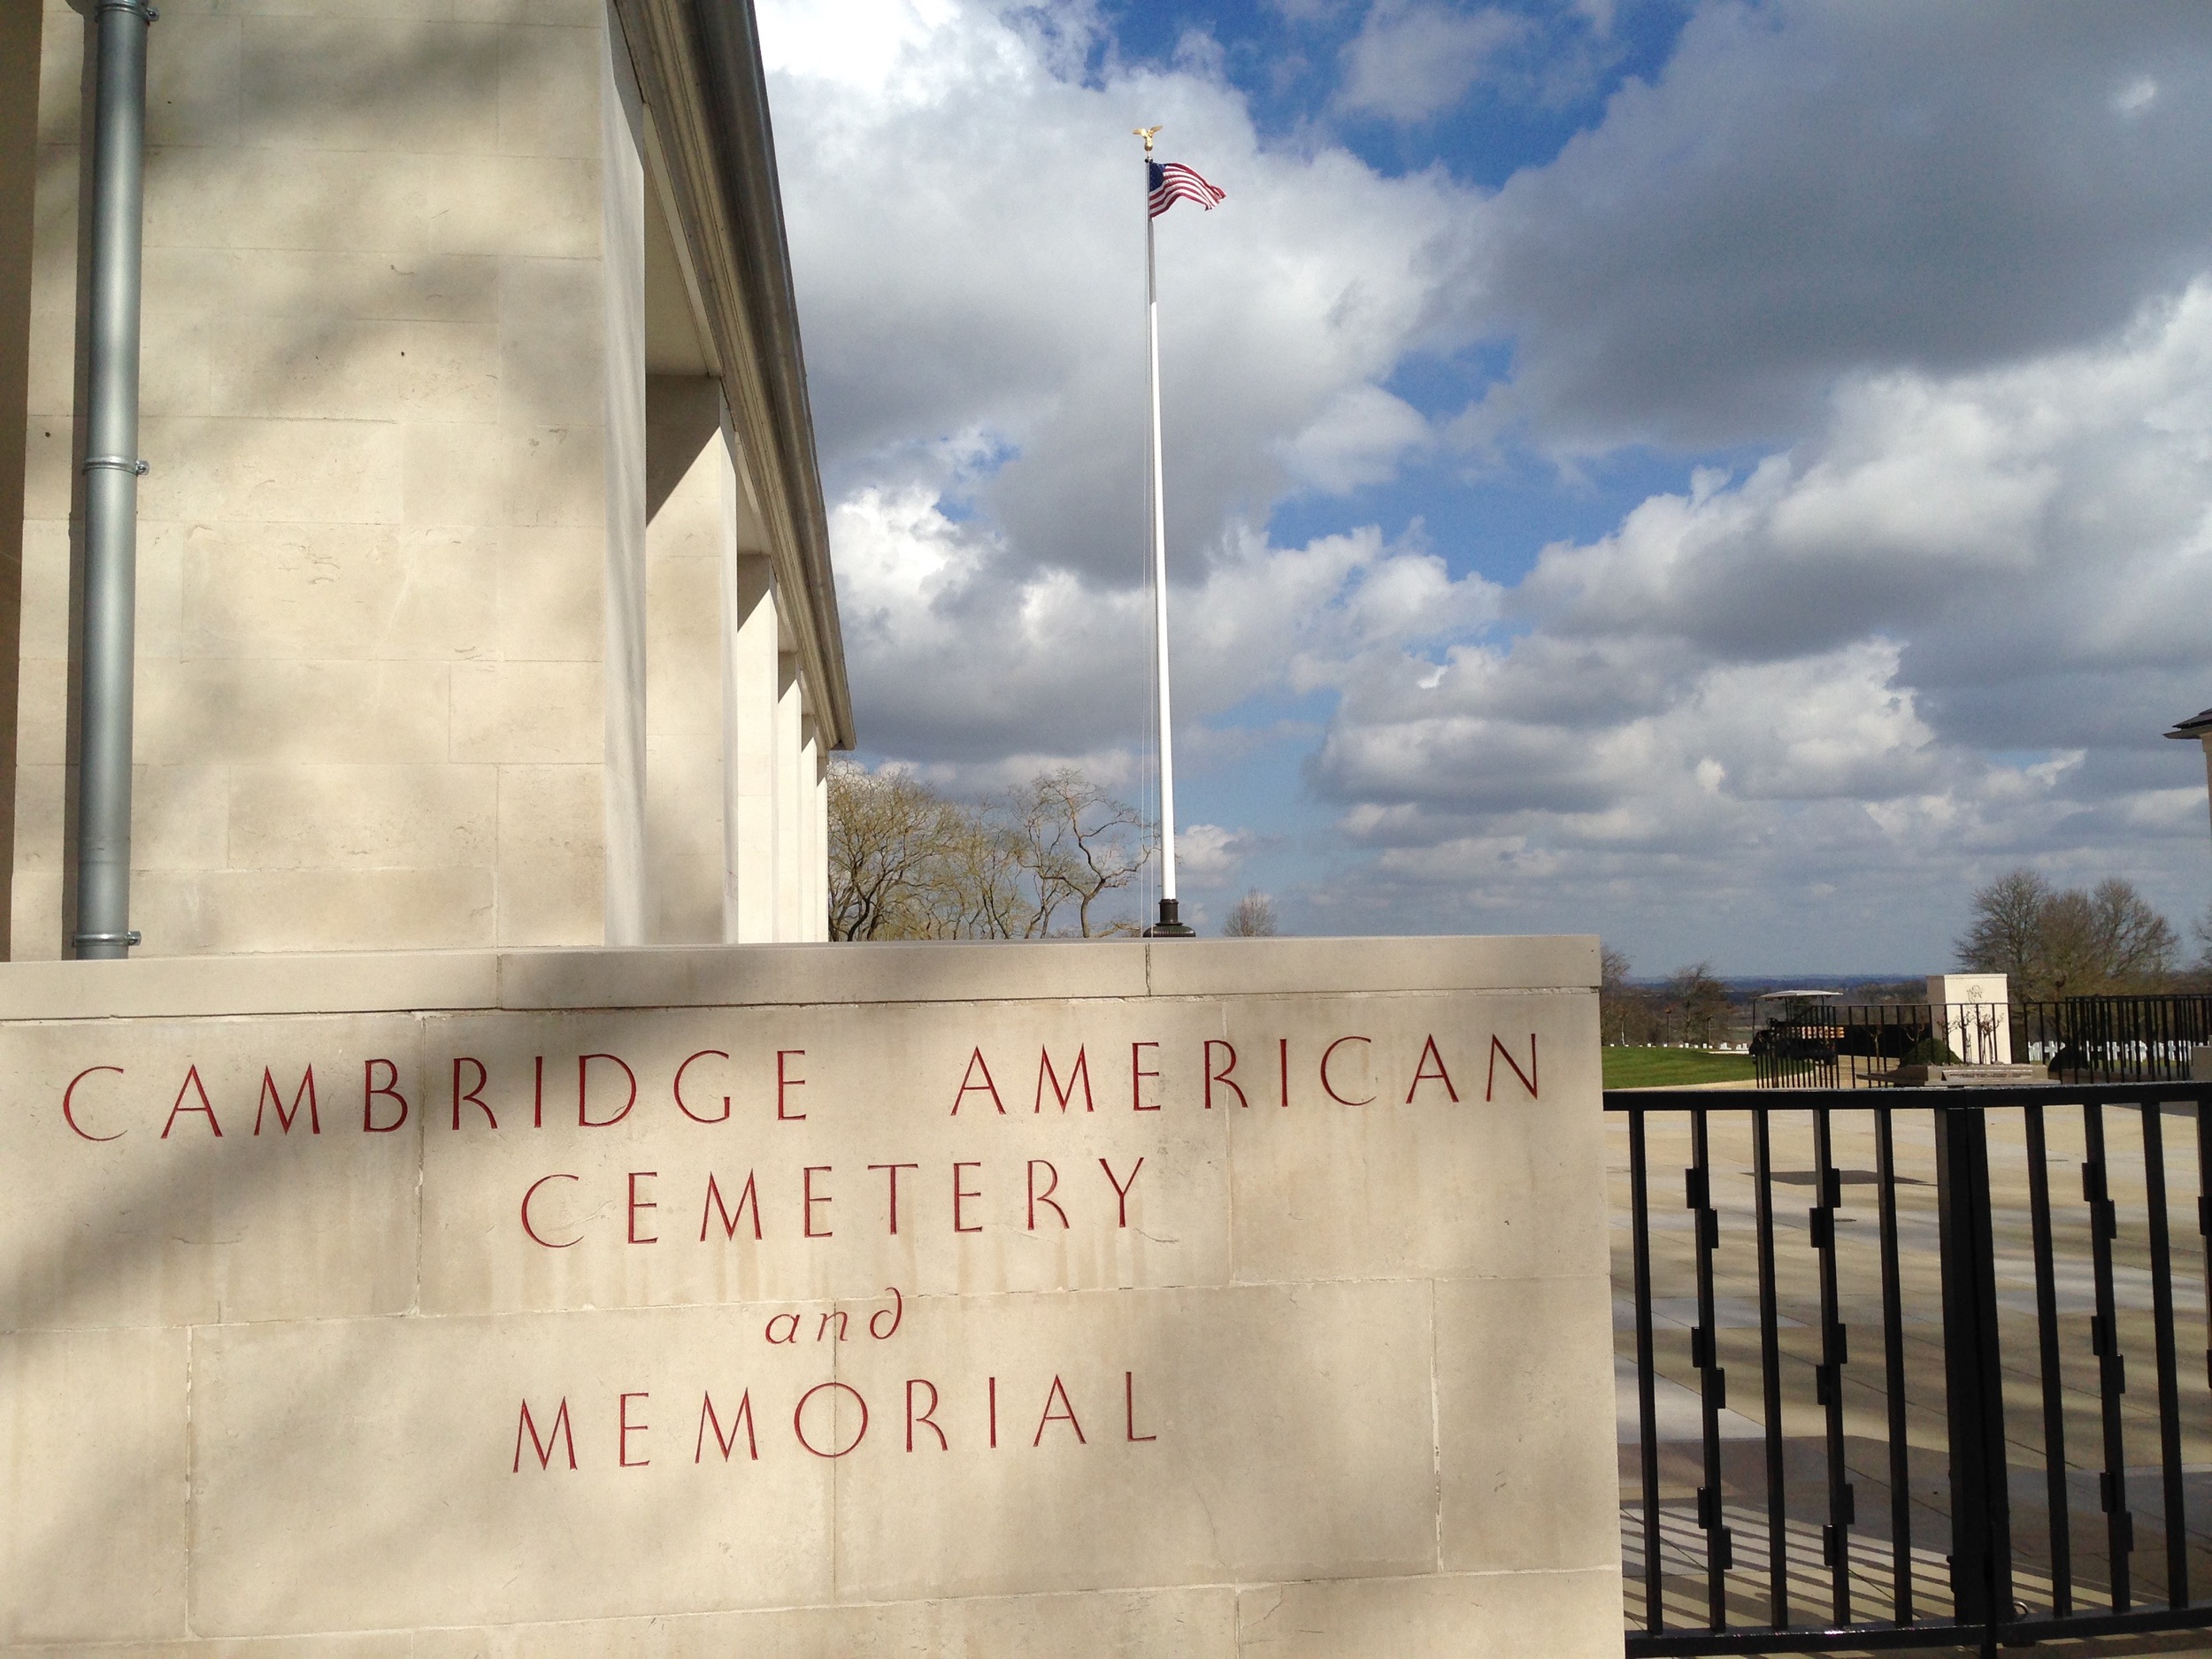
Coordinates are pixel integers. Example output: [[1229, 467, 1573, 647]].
[[1145, 898, 1194, 939]]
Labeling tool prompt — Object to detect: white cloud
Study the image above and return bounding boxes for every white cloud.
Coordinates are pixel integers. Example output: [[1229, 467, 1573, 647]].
[[2116, 76, 2160, 118], [1339, 3, 1524, 123], [1305, 281, 2212, 954], [832, 476, 1499, 768], [1469, 4, 2212, 449], [1176, 823, 1257, 887], [757, 0, 2212, 965], [1279, 384, 1432, 492], [757, 0, 963, 96], [1510, 283, 2212, 710], [759, 0, 1480, 586], [755, 0, 1497, 770]]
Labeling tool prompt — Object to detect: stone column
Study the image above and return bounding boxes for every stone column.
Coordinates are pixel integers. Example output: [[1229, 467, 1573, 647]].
[[2200, 733, 2212, 841], [798, 710, 820, 941], [0, 0, 35, 960], [598, 15, 648, 946], [642, 376, 726, 942], [814, 743, 831, 941], [773, 650, 803, 941], [723, 553, 778, 942]]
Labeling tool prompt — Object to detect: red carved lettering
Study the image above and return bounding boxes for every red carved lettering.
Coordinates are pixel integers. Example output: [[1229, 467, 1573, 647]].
[[1035, 1046, 1094, 1112], [700, 1171, 763, 1241], [1319, 1036, 1374, 1106], [1033, 1374, 1086, 1445], [1125, 1371, 1156, 1442], [695, 1390, 758, 1462], [869, 1162, 918, 1233], [907, 1379, 947, 1450], [520, 1173, 582, 1248], [1486, 1033, 1539, 1101], [1279, 1036, 1290, 1107], [1406, 1034, 1460, 1103], [63, 1065, 125, 1142], [533, 1055, 546, 1128], [254, 1067, 320, 1136], [627, 1170, 658, 1244], [777, 1049, 807, 1119], [794, 1380, 869, 1458], [952, 1048, 1004, 1114], [1026, 1159, 1067, 1231], [162, 1064, 222, 1139], [817, 1310, 849, 1342], [450, 1057, 493, 1130], [618, 1392, 649, 1467], [513, 1397, 576, 1471], [674, 1049, 731, 1124], [764, 1312, 799, 1344], [1131, 1041, 1160, 1110], [363, 1058, 409, 1133], [1204, 1040, 1248, 1109], [870, 1285, 904, 1340], [953, 1161, 983, 1233], [803, 1165, 833, 1237], [578, 1053, 636, 1127], [988, 1375, 998, 1448], [1099, 1156, 1143, 1227]]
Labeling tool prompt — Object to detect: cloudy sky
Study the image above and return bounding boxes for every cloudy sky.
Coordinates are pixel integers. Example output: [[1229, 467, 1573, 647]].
[[755, 0, 2212, 972]]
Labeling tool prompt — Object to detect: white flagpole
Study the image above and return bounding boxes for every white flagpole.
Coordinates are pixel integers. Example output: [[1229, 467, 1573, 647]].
[[1136, 126, 1192, 936]]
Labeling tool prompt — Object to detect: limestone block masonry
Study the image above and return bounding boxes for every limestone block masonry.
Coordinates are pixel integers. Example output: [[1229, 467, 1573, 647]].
[[0, 935, 1620, 1657]]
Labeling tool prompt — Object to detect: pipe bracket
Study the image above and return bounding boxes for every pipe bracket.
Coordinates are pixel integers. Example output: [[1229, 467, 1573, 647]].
[[72, 931, 142, 947], [96, 1, 158, 19], [81, 455, 150, 476]]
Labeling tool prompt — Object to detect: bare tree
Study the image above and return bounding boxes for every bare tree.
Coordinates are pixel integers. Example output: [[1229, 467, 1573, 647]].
[[1956, 868, 2050, 987], [826, 762, 964, 941], [2190, 902, 2212, 984], [2033, 887, 2104, 997], [1664, 962, 1731, 1048], [829, 762, 1153, 941], [933, 811, 1037, 940], [1223, 890, 1279, 936], [1956, 867, 2177, 997], [1002, 768, 1152, 938], [2088, 877, 2179, 987], [1600, 947, 1661, 1045]]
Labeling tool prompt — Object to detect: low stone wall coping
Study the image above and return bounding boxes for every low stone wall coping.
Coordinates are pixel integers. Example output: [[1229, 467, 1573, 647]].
[[0, 934, 1600, 1020]]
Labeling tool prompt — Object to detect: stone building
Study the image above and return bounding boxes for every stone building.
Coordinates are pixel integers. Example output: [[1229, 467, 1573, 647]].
[[0, 0, 852, 959], [0, 10, 1624, 1653]]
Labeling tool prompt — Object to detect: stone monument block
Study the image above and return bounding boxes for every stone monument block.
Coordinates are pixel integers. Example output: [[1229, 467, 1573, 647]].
[[0, 936, 1618, 1655], [1925, 972, 2012, 1064]]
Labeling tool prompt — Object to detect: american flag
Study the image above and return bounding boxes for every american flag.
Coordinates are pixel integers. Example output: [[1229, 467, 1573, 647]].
[[1148, 160, 1225, 219]]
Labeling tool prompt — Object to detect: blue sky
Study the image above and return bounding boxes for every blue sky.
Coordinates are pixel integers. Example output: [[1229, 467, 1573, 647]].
[[1105, 0, 1688, 184], [757, 0, 2212, 973]]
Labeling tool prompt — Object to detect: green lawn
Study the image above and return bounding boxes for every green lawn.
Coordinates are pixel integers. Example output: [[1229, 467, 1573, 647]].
[[1601, 1046, 1757, 1089]]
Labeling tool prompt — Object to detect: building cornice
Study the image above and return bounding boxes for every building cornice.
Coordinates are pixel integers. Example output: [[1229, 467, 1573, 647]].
[[612, 0, 855, 750]]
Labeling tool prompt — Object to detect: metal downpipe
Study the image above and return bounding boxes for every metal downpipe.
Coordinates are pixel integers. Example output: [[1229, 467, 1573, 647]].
[[74, 0, 154, 959]]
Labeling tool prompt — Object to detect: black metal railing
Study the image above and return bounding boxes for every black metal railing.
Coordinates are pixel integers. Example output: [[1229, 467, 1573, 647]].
[[1613, 1081, 2212, 1655], [1754, 996, 2212, 1089], [2020, 995, 2212, 1085]]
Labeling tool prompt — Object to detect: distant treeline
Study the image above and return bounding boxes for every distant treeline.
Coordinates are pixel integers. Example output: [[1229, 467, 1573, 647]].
[[1602, 869, 2211, 1048]]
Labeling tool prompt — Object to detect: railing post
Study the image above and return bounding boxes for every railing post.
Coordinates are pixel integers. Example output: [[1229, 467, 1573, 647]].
[[1935, 1102, 2013, 1648]]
